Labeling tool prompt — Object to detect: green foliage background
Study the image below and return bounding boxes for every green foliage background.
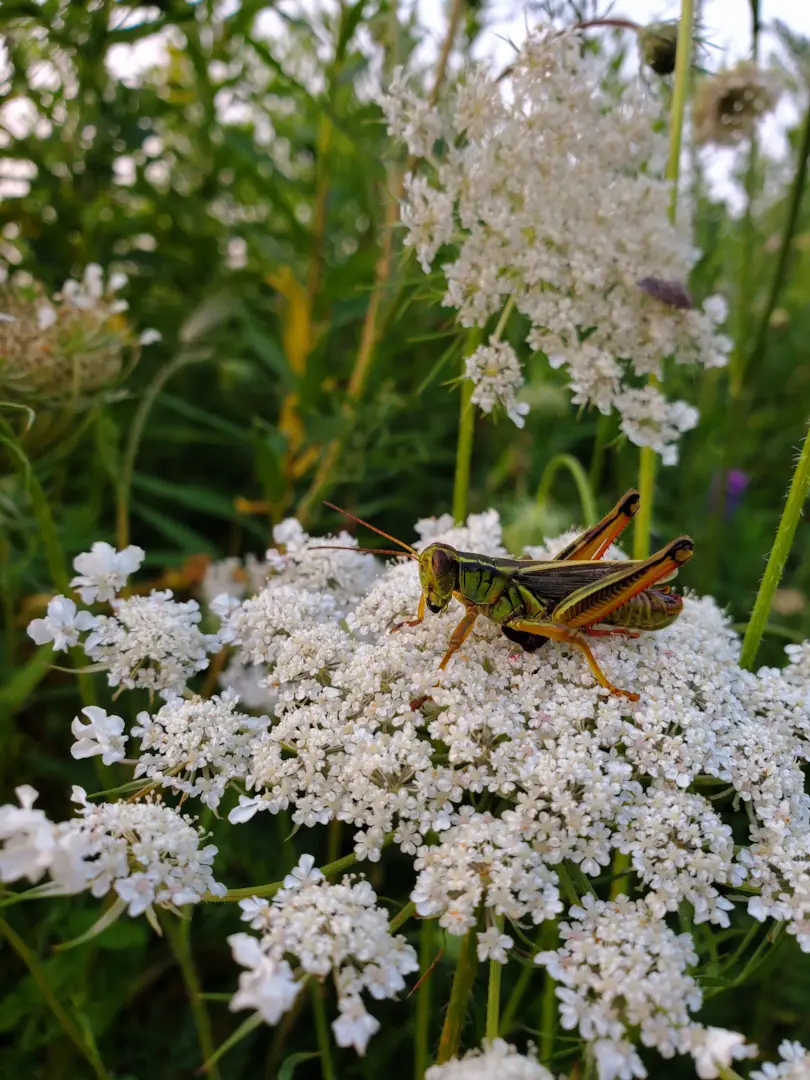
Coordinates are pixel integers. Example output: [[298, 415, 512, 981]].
[[2, 1, 810, 1077]]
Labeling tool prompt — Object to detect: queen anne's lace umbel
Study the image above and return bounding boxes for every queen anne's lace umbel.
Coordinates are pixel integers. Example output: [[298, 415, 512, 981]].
[[230, 855, 418, 1054], [0, 785, 225, 916], [380, 29, 731, 462], [10, 512, 810, 1072]]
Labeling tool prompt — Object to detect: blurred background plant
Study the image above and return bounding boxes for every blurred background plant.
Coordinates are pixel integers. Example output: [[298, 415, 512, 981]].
[[3, 0, 810, 1077]]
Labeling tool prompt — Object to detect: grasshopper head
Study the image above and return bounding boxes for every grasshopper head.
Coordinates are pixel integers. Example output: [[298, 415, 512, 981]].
[[419, 543, 459, 614]]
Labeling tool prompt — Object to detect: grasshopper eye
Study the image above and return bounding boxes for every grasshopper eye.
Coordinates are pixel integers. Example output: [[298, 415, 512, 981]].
[[432, 549, 453, 579]]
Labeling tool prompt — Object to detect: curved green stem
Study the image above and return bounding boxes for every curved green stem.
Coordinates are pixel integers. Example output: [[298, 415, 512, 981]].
[[436, 928, 479, 1063], [310, 981, 336, 1080], [740, 422, 810, 670], [535, 453, 598, 527]]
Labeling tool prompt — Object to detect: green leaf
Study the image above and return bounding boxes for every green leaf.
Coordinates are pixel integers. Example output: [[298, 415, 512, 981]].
[[131, 472, 242, 518], [129, 499, 217, 554], [157, 393, 255, 442]]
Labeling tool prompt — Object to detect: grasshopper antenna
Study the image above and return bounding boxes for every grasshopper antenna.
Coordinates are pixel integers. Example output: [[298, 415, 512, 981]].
[[319, 501, 418, 559], [309, 545, 417, 559]]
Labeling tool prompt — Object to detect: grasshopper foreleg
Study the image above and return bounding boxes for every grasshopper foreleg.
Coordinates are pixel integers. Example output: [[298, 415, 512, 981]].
[[438, 608, 479, 670], [392, 594, 426, 632]]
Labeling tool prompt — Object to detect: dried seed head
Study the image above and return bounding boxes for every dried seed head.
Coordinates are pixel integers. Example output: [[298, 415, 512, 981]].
[[0, 266, 139, 407], [638, 20, 679, 76], [693, 62, 781, 147]]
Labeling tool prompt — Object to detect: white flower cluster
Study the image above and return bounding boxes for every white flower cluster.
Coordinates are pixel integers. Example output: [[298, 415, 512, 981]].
[[751, 1041, 810, 1080], [71, 541, 145, 604], [425, 1039, 554, 1080], [84, 590, 218, 696], [535, 896, 756, 1079], [0, 786, 224, 919], [465, 340, 530, 429], [229, 855, 418, 1054], [412, 814, 562, 941], [208, 517, 379, 701], [381, 29, 731, 461], [132, 690, 271, 809], [27, 539, 221, 699]]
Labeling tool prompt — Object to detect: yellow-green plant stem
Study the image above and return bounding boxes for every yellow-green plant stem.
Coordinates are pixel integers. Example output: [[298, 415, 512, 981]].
[[414, 919, 434, 1080], [163, 913, 221, 1079], [485, 915, 504, 1041], [633, 0, 694, 561], [390, 899, 417, 933], [538, 920, 559, 1064], [609, 850, 633, 900], [436, 928, 479, 1063], [535, 453, 598, 527], [453, 297, 515, 523], [498, 960, 532, 1036], [453, 377, 476, 524], [310, 981, 337, 1080], [204, 836, 393, 902], [0, 916, 110, 1080], [452, 326, 484, 523], [740, 422, 810, 671]]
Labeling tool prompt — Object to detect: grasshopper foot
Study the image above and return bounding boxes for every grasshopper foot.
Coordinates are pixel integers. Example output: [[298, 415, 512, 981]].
[[608, 685, 640, 702]]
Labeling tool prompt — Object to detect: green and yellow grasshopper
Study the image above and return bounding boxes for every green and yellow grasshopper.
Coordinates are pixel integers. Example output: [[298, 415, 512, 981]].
[[322, 491, 693, 701]]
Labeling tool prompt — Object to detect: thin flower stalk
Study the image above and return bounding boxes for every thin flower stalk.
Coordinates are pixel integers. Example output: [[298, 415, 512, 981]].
[[453, 327, 483, 523], [485, 914, 505, 1041], [414, 918, 434, 1080], [310, 980, 337, 1080], [634, 0, 695, 562], [163, 913, 221, 1080], [436, 928, 479, 1064]]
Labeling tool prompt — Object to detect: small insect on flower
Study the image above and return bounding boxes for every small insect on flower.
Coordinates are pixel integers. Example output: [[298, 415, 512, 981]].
[[316, 492, 693, 701]]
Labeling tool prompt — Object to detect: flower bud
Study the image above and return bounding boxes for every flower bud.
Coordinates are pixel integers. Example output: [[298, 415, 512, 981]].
[[638, 20, 679, 76]]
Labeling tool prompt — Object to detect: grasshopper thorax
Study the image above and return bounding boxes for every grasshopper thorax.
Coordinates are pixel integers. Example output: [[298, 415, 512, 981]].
[[418, 543, 460, 614]]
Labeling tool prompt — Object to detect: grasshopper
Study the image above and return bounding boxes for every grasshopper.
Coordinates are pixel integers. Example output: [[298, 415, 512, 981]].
[[321, 491, 693, 701]]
